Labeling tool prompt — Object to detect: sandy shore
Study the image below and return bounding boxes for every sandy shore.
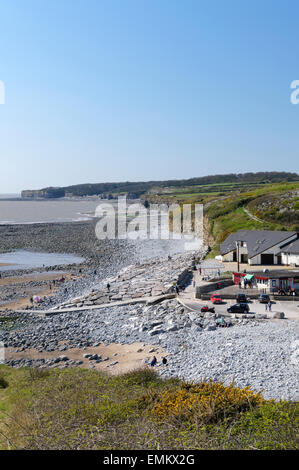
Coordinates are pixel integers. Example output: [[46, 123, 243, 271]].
[[5, 342, 168, 375], [0, 219, 138, 314]]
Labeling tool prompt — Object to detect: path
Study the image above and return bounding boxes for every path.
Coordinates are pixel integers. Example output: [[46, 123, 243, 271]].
[[15, 293, 176, 316], [243, 206, 263, 223]]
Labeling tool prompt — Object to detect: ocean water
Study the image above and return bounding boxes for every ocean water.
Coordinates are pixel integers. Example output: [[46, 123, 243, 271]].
[[0, 199, 101, 224], [0, 250, 85, 271]]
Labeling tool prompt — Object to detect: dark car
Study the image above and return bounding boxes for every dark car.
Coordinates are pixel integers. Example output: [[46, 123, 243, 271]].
[[236, 292, 247, 303], [259, 293, 270, 303], [227, 303, 250, 313]]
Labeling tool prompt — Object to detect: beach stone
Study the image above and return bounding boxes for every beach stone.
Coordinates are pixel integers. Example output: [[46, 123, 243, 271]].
[[273, 312, 285, 319], [256, 314, 267, 319]]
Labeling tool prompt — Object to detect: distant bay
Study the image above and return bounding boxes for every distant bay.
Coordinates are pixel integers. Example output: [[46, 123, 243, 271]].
[[0, 199, 101, 224]]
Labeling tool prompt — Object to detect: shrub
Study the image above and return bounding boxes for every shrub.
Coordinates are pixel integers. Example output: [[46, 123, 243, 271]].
[[27, 368, 50, 381], [147, 380, 264, 424], [0, 373, 8, 389]]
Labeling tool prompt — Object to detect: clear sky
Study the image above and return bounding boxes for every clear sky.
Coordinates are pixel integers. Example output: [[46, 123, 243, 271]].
[[0, 0, 298, 193]]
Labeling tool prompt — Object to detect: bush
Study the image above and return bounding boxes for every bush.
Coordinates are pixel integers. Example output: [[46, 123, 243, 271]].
[[0, 366, 297, 450], [0, 373, 8, 389], [146, 380, 264, 424]]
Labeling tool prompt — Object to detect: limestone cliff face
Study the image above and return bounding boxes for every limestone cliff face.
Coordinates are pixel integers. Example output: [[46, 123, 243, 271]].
[[21, 190, 46, 198], [21, 188, 65, 198]]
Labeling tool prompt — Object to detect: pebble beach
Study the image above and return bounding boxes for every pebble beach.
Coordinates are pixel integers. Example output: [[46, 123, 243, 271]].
[[0, 218, 298, 401]]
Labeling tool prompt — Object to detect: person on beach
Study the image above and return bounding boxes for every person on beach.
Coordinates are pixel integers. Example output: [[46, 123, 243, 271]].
[[268, 300, 272, 311], [107, 283, 110, 292], [150, 356, 157, 367], [218, 316, 226, 327], [265, 303, 268, 311], [162, 357, 167, 365]]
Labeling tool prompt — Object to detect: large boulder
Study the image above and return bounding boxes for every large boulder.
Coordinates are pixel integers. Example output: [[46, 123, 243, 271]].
[[273, 312, 285, 319]]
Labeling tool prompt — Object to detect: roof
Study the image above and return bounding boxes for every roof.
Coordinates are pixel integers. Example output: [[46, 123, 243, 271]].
[[220, 230, 297, 258], [279, 238, 299, 255]]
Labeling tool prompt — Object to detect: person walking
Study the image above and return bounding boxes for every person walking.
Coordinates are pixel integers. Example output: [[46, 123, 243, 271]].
[[162, 357, 167, 365], [268, 300, 272, 311], [107, 283, 110, 292], [265, 303, 268, 311]]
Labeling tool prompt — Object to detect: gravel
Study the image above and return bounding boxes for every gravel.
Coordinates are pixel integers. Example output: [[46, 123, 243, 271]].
[[1, 295, 298, 400], [0, 220, 298, 401]]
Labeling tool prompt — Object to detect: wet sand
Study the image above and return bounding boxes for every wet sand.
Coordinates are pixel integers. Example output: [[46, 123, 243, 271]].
[[0, 272, 76, 312]]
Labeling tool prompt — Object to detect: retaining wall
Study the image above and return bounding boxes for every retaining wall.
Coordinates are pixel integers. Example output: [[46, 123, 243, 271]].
[[195, 279, 234, 299]]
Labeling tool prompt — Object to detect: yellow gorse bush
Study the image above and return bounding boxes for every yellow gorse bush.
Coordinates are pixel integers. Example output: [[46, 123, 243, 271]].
[[149, 380, 264, 423]]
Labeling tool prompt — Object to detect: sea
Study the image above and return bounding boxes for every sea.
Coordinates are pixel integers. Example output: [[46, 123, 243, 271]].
[[0, 196, 102, 225]]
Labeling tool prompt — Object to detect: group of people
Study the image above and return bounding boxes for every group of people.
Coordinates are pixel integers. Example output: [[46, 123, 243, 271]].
[[275, 287, 297, 296], [171, 283, 181, 294], [149, 356, 167, 367], [238, 279, 253, 289]]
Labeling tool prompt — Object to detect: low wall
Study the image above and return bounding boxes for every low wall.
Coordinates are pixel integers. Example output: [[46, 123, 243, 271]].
[[195, 279, 233, 299], [200, 292, 259, 300], [273, 295, 299, 302], [177, 269, 192, 288]]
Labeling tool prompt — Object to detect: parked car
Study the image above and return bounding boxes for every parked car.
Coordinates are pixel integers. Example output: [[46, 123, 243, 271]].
[[236, 292, 247, 303], [259, 293, 270, 303], [227, 303, 250, 313], [210, 294, 223, 304], [201, 305, 215, 313]]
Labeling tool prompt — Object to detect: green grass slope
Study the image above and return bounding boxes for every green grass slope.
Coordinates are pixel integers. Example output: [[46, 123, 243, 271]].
[[0, 365, 298, 450]]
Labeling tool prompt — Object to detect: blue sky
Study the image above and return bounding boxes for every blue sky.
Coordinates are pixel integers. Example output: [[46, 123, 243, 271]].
[[0, 0, 298, 192]]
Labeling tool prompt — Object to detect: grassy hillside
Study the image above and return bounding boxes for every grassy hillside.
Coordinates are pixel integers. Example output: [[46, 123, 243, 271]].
[[142, 181, 299, 258], [0, 365, 298, 450], [22, 172, 298, 198]]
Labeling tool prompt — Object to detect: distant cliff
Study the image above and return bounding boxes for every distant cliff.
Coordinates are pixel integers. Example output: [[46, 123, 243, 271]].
[[21, 172, 299, 199], [21, 187, 65, 198]]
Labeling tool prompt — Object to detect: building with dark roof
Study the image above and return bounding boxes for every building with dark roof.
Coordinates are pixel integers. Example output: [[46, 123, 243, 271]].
[[279, 239, 299, 266], [220, 230, 298, 265]]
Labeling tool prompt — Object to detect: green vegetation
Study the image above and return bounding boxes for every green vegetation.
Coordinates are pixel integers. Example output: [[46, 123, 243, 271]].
[[146, 180, 299, 258], [22, 172, 298, 198], [0, 365, 297, 450]]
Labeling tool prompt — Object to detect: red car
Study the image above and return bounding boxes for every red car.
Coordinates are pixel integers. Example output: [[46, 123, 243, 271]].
[[201, 305, 215, 313], [210, 294, 223, 304]]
